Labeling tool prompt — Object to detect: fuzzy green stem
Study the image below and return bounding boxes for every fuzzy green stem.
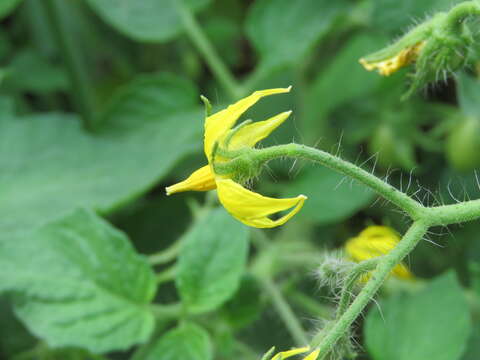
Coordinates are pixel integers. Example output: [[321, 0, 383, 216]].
[[43, 0, 96, 130], [425, 199, 480, 226], [335, 258, 380, 320], [174, 0, 243, 99], [260, 276, 309, 346], [311, 221, 429, 357], [253, 144, 426, 219], [444, 1, 480, 31]]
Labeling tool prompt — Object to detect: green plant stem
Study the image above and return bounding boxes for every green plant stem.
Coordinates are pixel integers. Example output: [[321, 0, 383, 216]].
[[260, 276, 309, 346], [335, 258, 380, 319], [253, 144, 425, 219], [149, 241, 182, 265], [43, 0, 96, 130], [174, 0, 244, 99], [150, 302, 183, 319], [311, 220, 429, 358], [155, 265, 177, 284], [445, 1, 480, 30]]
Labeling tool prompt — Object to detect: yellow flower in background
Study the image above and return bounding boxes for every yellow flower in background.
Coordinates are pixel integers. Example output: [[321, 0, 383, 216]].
[[345, 226, 413, 280], [359, 41, 425, 76], [166, 87, 307, 228], [269, 346, 320, 360]]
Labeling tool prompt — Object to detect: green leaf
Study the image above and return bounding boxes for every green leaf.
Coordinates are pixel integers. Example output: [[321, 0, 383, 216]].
[[245, 0, 348, 71], [85, 0, 211, 42], [305, 33, 385, 121], [221, 275, 263, 329], [176, 208, 249, 314], [0, 0, 23, 20], [282, 166, 374, 224], [371, 0, 463, 34], [365, 272, 471, 360], [0, 73, 202, 240], [4, 48, 68, 93], [457, 73, 480, 119], [136, 323, 212, 360], [0, 209, 156, 353]]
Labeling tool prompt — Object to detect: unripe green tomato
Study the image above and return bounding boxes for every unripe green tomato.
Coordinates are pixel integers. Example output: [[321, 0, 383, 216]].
[[446, 117, 480, 172]]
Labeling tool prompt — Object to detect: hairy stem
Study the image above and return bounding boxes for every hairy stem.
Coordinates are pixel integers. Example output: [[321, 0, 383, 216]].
[[311, 220, 429, 358], [43, 0, 96, 130], [444, 1, 480, 31], [254, 144, 426, 219], [174, 0, 244, 99], [335, 258, 380, 320]]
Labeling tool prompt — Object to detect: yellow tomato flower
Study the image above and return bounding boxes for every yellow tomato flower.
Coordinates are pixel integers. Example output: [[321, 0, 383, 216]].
[[345, 226, 413, 280], [269, 347, 320, 360], [166, 87, 307, 228], [359, 41, 425, 76]]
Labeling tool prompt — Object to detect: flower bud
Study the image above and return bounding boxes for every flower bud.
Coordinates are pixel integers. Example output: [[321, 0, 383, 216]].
[[360, 7, 475, 98]]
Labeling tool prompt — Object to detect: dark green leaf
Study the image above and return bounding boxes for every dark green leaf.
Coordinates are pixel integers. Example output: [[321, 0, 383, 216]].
[[245, 0, 348, 71], [4, 48, 68, 93], [305, 33, 385, 121], [0, 73, 202, 240], [176, 208, 249, 313], [221, 275, 263, 329], [365, 272, 471, 360], [85, 0, 211, 42], [282, 166, 374, 224], [0, 209, 156, 353], [0, 0, 23, 20], [137, 322, 212, 360]]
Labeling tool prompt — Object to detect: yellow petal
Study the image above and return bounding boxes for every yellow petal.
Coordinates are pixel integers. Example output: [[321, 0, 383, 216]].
[[271, 347, 310, 360], [226, 111, 292, 150], [165, 165, 216, 195], [359, 42, 425, 76], [216, 178, 306, 228], [303, 349, 320, 360], [204, 87, 291, 160], [345, 226, 414, 280]]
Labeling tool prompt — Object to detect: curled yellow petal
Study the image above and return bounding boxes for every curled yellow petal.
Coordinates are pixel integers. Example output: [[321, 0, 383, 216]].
[[216, 178, 306, 228], [303, 349, 320, 360], [359, 41, 425, 76], [345, 226, 414, 280], [165, 165, 216, 195], [226, 111, 292, 150], [271, 347, 310, 360], [204, 87, 291, 160]]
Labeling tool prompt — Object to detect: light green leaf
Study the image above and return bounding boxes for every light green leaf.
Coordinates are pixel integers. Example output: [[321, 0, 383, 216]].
[[136, 323, 212, 360], [0, 209, 156, 353], [0, 0, 23, 20], [365, 272, 471, 360], [282, 166, 374, 224], [85, 0, 211, 42], [457, 73, 480, 119], [0, 73, 202, 240], [245, 0, 348, 71], [176, 208, 249, 314]]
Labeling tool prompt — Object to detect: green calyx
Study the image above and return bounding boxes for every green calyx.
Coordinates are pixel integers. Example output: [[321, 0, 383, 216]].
[[405, 16, 473, 98], [360, 1, 480, 98]]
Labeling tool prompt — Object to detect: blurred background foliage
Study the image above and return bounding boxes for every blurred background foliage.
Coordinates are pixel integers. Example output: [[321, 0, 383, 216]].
[[1, 0, 480, 359]]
